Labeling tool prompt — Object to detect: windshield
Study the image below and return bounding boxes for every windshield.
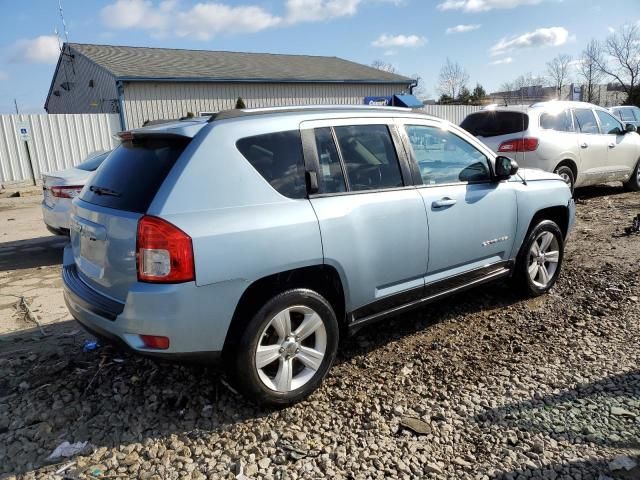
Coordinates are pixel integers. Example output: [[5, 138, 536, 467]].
[[76, 151, 111, 171], [460, 111, 529, 137]]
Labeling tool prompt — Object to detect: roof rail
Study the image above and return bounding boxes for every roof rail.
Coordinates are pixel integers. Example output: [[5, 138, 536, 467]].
[[207, 104, 416, 122]]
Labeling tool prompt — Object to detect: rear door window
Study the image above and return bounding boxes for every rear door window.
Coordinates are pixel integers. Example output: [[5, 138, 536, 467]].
[[81, 136, 189, 213], [540, 110, 573, 132], [460, 111, 529, 137], [617, 109, 634, 121], [573, 109, 600, 134], [333, 124, 404, 191], [313, 127, 346, 194], [236, 130, 306, 199]]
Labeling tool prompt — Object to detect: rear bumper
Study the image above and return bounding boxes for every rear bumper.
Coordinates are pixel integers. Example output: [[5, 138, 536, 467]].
[[62, 246, 244, 359], [42, 199, 71, 232]]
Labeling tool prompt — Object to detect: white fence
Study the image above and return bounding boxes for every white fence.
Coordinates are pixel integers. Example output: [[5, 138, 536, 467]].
[[420, 105, 483, 125], [0, 114, 120, 185]]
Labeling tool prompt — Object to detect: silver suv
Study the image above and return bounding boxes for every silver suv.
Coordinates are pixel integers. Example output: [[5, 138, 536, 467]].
[[461, 101, 640, 192], [64, 106, 575, 405]]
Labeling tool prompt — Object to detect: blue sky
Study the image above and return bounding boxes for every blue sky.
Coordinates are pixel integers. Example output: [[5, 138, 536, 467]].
[[1, 0, 638, 113]]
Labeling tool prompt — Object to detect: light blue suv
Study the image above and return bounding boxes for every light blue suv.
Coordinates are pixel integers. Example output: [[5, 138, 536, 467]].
[[63, 106, 575, 405]]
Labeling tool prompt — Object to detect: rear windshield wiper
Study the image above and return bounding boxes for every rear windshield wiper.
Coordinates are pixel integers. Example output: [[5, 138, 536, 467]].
[[89, 185, 121, 197]]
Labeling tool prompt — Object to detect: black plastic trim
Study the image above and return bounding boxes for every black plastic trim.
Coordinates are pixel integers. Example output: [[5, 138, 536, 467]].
[[63, 264, 124, 321], [349, 261, 513, 329]]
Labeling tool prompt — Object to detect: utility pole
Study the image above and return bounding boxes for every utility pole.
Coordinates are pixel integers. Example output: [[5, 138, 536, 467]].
[[14, 98, 19, 115]]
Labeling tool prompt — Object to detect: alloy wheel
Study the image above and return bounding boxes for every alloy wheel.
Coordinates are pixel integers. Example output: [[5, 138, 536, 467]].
[[255, 306, 327, 392], [527, 231, 560, 288]]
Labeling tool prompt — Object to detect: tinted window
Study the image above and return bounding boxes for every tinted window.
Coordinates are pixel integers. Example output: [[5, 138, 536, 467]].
[[616, 109, 635, 121], [596, 110, 624, 135], [76, 151, 110, 172], [573, 109, 599, 134], [460, 111, 529, 137], [236, 130, 306, 199], [333, 125, 403, 191], [314, 127, 346, 194], [540, 111, 573, 132], [405, 125, 490, 185], [81, 137, 188, 213]]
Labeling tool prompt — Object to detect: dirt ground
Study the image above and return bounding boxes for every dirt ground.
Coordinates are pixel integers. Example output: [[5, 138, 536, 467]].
[[0, 185, 639, 479]]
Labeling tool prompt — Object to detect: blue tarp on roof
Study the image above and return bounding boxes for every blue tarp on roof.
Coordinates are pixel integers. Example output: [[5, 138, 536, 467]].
[[393, 94, 423, 108]]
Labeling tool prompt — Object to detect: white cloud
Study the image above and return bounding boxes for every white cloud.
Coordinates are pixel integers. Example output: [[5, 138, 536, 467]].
[[490, 26, 570, 56], [101, 0, 171, 30], [372, 33, 426, 48], [607, 26, 616, 34], [10, 35, 60, 64], [176, 3, 281, 39], [489, 57, 513, 65], [446, 24, 481, 34], [100, 0, 371, 38], [438, 0, 543, 12], [285, 0, 361, 23], [383, 49, 396, 56]]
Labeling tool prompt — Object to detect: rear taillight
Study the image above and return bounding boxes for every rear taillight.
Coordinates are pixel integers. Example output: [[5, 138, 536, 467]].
[[136, 216, 194, 283], [51, 185, 83, 198], [498, 138, 539, 152], [140, 335, 170, 349]]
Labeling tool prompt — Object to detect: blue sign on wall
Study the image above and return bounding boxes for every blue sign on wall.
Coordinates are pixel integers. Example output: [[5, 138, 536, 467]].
[[363, 94, 423, 108], [364, 96, 393, 106]]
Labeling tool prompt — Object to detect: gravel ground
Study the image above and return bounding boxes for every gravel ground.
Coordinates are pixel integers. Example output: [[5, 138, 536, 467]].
[[0, 185, 639, 480]]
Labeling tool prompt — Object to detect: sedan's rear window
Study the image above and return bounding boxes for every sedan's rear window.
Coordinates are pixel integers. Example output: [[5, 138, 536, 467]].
[[460, 111, 529, 137], [80, 136, 189, 213]]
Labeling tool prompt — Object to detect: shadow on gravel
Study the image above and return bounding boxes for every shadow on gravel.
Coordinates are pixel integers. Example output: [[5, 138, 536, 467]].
[[492, 455, 640, 480], [475, 371, 640, 479], [0, 235, 67, 272], [574, 184, 628, 201], [0, 279, 527, 475]]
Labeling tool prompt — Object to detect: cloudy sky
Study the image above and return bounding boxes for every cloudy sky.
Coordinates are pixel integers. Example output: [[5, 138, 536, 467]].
[[0, 0, 638, 112]]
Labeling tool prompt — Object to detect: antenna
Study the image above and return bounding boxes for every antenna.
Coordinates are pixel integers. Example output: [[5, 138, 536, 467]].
[[58, 0, 69, 44]]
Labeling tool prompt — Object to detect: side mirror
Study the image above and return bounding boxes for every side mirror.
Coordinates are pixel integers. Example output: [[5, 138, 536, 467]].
[[626, 123, 637, 133], [495, 156, 519, 180]]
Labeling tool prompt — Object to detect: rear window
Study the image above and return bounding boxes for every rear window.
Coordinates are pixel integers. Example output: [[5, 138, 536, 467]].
[[460, 111, 529, 137], [80, 136, 188, 213], [236, 130, 306, 199], [76, 151, 110, 172]]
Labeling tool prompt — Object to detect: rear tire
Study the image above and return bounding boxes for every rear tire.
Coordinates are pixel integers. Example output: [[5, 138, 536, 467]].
[[513, 220, 564, 297], [554, 165, 575, 194], [623, 160, 640, 192], [227, 289, 339, 406]]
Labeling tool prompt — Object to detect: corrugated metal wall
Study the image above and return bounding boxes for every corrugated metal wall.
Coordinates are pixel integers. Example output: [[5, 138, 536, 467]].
[[45, 46, 119, 115], [420, 105, 483, 125], [0, 114, 120, 185], [122, 81, 409, 128]]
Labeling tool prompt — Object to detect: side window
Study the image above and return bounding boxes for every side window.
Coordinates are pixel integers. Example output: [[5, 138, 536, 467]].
[[333, 125, 404, 191], [236, 130, 306, 199], [540, 110, 573, 132], [404, 125, 490, 185], [596, 110, 624, 135], [313, 127, 346, 194], [573, 109, 600, 134], [619, 109, 634, 121]]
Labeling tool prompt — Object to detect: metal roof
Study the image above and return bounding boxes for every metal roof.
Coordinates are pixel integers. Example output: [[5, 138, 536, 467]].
[[67, 43, 414, 85]]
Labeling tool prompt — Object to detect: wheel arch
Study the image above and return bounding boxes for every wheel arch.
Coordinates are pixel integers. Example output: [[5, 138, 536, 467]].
[[223, 264, 346, 354], [528, 205, 570, 239], [554, 159, 578, 181]]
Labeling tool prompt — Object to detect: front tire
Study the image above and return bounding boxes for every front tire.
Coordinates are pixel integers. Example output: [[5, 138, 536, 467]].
[[514, 220, 564, 297], [554, 165, 575, 194], [228, 289, 339, 406], [623, 160, 640, 192]]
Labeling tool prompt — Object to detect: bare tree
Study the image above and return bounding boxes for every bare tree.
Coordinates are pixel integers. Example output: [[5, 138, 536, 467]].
[[499, 81, 515, 105], [578, 40, 604, 104], [546, 54, 573, 99], [588, 24, 640, 105], [437, 58, 470, 101], [371, 60, 398, 74], [411, 74, 428, 100]]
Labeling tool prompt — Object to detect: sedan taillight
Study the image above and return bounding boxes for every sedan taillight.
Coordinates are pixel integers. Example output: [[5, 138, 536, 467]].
[[498, 138, 539, 152], [137, 216, 195, 283], [50, 185, 83, 198]]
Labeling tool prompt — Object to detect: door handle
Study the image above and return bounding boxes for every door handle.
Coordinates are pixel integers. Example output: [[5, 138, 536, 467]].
[[580, 142, 588, 149], [608, 143, 616, 149], [432, 197, 457, 208]]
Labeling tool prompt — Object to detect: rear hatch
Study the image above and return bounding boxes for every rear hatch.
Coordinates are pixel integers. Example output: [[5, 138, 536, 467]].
[[460, 110, 529, 162], [70, 133, 192, 302]]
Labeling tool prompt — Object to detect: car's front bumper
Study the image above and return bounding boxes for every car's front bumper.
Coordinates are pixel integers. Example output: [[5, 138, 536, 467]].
[[62, 246, 245, 361]]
